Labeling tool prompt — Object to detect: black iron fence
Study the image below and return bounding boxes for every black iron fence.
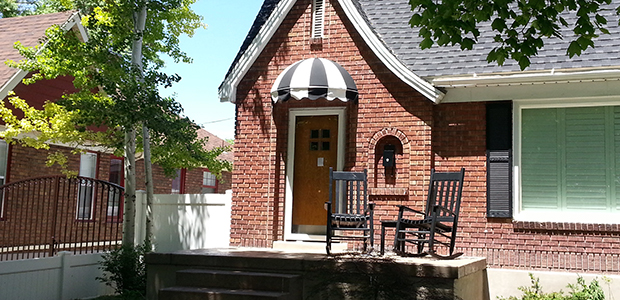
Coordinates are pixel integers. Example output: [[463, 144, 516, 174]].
[[0, 176, 124, 261]]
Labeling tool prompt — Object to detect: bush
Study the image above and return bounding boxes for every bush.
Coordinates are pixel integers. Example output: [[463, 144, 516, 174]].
[[97, 243, 150, 299], [499, 273, 606, 300]]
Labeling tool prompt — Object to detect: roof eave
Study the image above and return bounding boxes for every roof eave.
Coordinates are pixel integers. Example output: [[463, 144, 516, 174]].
[[432, 68, 620, 87], [433, 67, 620, 103], [218, 0, 297, 103], [0, 11, 87, 100]]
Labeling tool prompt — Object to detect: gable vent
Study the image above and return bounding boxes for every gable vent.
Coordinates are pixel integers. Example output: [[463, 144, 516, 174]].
[[312, 0, 325, 39]]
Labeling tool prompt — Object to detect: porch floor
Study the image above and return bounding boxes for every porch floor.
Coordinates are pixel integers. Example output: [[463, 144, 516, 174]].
[[147, 247, 488, 300]]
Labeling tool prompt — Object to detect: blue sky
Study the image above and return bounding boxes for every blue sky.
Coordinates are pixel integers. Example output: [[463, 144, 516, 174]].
[[161, 0, 264, 140]]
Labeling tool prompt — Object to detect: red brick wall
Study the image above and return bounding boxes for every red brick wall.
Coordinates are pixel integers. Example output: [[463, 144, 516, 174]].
[[231, 0, 620, 274], [232, 0, 434, 248], [217, 171, 232, 193]]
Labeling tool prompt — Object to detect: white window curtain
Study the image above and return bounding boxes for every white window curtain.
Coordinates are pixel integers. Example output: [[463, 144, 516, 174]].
[[77, 152, 97, 219]]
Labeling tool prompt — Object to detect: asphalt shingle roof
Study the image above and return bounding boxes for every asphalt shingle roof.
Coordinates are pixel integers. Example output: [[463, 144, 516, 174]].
[[356, 0, 620, 77], [221, 0, 280, 83], [226, 0, 620, 79], [196, 128, 233, 162], [0, 11, 75, 87]]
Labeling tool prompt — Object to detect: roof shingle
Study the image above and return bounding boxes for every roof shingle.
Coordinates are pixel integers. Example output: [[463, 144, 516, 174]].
[[0, 11, 75, 87]]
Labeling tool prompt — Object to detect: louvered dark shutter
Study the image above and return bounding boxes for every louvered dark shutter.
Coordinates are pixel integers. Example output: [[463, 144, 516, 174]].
[[486, 102, 513, 218]]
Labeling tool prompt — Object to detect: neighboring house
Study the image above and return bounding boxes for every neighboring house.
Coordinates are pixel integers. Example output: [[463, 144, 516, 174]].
[[137, 128, 233, 195], [220, 0, 620, 276], [0, 12, 232, 196], [0, 12, 232, 259]]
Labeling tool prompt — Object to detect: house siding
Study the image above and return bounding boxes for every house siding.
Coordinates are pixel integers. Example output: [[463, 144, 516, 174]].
[[231, 0, 620, 274]]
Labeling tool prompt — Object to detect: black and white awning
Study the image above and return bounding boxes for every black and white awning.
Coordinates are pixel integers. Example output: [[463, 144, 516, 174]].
[[270, 58, 358, 103]]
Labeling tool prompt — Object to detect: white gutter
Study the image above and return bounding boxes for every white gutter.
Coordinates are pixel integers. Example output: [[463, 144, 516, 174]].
[[218, 0, 297, 103], [337, 0, 444, 103], [0, 11, 87, 101], [432, 68, 620, 88]]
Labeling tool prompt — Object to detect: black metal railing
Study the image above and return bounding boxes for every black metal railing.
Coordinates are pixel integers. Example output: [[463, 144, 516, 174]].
[[0, 176, 124, 261]]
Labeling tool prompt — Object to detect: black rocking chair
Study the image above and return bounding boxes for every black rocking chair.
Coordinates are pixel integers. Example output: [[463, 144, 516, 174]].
[[393, 168, 465, 259], [325, 168, 374, 255]]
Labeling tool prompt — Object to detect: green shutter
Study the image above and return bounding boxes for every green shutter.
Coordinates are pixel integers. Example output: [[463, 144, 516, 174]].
[[522, 106, 620, 213], [522, 109, 560, 210], [564, 107, 607, 210]]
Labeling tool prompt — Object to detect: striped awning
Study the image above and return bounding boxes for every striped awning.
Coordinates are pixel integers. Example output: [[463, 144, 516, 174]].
[[270, 58, 358, 103]]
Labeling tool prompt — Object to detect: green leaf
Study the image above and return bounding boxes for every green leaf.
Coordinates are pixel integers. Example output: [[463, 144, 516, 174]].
[[420, 37, 434, 49], [491, 17, 507, 31], [461, 37, 475, 50], [518, 56, 531, 70], [567, 40, 582, 57], [410, 14, 423, 26]]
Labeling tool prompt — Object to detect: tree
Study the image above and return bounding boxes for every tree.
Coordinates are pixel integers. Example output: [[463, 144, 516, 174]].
[[3, 0, 231, 246], [408, 0, 615, 70], [0, 0, 36, 17]]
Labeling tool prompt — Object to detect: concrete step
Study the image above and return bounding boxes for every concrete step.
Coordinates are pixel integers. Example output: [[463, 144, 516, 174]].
[[272, 241, 347, 253], [159, 286, 290, 300], [175, 269, 301, 292]]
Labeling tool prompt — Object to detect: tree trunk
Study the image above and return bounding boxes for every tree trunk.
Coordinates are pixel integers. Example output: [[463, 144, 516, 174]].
[[142, 125, 154, 245], [121, 4, 148, 247], [122, 128, 137, 247]]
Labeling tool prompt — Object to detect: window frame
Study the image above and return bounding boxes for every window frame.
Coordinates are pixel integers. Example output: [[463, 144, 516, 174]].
[[514, 97, 620, 224], [202, 169, 218, 194]]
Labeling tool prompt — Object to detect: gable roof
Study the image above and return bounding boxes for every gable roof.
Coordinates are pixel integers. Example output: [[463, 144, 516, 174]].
[[197, 128, 233, 162], [0, 11, 86, 100], [219, 0, 443, 103], [220, 0, 620, 103]]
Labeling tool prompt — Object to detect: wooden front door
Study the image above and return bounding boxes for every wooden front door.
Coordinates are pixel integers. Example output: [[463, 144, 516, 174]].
[[292, 115, 339, 235]]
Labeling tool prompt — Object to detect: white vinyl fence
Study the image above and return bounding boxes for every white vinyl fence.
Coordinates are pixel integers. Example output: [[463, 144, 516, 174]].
[[0, 191, 233, 300], [135, 190, 232, 252], [0, 251, 112, 300]]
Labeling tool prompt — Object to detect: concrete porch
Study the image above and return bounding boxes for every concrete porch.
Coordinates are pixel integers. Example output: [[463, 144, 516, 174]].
[[146, 248, 488, 300]]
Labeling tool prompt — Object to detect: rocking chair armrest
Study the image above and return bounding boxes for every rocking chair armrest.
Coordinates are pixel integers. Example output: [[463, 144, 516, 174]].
[[397, 205, 425, 216], [432, 205, 455, 216]]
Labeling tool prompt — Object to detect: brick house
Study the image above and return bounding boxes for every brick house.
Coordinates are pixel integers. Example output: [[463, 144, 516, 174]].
[[0, 12, 233, 257], [0, 12, 232, 195], [220, 0, 620, 277]]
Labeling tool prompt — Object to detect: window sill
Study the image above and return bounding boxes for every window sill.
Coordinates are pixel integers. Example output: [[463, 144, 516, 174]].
[[513, 210, 620, 233], [369, 187, 407, 196], [515, 210, 620, 225], [513, 220, 620, 234]]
